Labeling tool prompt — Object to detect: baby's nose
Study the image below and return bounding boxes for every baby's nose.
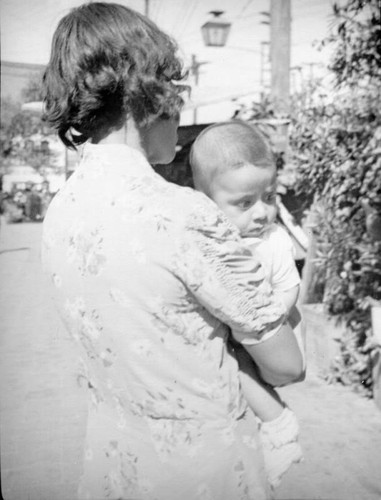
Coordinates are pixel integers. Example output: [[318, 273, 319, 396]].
[[252, 203, 268, 221]]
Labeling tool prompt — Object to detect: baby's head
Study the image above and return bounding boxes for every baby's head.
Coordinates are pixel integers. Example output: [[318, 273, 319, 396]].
[[190, 120, 277, 238]]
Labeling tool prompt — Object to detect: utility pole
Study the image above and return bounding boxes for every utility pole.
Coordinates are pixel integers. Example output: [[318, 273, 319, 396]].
[[304, 62, 318, 81], [190, 54, 208, 124], [260, 41, 270, 96], [145, 0, 149, 17], [268, 0, 291, 158], [270, 0, 291, 117], [290, 65, 302, 94]]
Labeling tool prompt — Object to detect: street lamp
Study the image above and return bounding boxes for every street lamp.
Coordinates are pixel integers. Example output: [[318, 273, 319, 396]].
[[201, 11, 231, 47]]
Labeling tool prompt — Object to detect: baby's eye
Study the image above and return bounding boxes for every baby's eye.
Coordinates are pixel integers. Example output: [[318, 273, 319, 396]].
[[237, 200, 252, 210], [265, 192, 277, 203]]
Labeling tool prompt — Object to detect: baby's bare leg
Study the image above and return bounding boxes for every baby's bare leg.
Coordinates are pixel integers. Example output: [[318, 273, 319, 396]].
[[233, 340, 303, 489], [234, 342, 284, 421]]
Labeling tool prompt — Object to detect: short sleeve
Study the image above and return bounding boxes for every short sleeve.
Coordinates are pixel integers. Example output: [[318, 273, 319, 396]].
[[268, 225, 301, 293], [173, 195, 286, 345]]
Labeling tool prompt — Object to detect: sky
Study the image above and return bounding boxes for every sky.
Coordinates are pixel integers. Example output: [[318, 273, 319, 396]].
[[1, 0, 337, 124]]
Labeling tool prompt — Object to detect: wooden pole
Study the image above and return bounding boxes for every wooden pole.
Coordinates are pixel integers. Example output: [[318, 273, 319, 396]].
[[299, 209, 319, 304], [270, 0, 291, 117]]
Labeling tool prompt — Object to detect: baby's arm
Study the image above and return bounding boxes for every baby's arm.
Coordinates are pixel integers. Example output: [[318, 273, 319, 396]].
[[275, 284, 299, 318]]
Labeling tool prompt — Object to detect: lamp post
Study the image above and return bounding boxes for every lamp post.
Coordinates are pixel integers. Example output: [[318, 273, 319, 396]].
[[201, 11, 231, 47], [190, 54, 208, 124], [200, 2, 291, 114], [200, 2, 291, 158], [197, 10, 231, 123]]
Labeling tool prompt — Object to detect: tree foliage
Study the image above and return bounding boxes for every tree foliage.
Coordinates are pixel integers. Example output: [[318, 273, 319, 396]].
[[0, 72, 54, 173], [21, 71, 45, 103], [290, 0, 381, 395], [322, 0, 381, 86]]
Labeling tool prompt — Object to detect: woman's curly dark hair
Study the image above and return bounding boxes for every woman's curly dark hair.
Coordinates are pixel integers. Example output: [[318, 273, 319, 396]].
[[42, 2, 188, 148]]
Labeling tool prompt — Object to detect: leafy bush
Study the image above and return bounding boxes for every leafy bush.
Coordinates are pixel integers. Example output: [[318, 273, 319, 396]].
[[290, 0, 381, 395]]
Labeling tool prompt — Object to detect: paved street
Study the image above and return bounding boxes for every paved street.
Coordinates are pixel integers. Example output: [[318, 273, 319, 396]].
[[1, 221, 381, 500], [0, 221, 87, 500]]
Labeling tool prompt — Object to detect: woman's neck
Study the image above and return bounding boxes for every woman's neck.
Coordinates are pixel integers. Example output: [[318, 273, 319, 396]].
[[95, 118, 146, 158]]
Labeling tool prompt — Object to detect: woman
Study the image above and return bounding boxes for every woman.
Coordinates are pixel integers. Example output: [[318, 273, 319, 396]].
[[42, 3, 304, 499]]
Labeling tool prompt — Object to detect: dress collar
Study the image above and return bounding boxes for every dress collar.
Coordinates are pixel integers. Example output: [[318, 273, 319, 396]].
[[80, 142, 155, 177]]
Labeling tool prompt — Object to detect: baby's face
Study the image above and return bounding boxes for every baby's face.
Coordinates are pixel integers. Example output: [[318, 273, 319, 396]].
[[210, 162, 277, 238]]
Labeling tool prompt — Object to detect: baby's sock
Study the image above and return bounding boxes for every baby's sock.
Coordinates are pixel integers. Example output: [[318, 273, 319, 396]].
[[259, 406, 303, 489]]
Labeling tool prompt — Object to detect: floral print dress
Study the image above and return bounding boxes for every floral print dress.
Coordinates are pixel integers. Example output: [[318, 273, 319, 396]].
[[42, 143, 286, 500]]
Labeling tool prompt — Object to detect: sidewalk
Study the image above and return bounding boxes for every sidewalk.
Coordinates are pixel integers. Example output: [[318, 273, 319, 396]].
[[1, 222, 381, 500]]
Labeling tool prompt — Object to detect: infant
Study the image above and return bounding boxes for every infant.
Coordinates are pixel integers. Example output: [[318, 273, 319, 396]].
[[190, 120, 305, 488]]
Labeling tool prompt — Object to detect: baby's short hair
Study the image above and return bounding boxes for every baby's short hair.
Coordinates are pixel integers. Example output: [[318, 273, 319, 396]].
[[190, 120, 274, 194], [43, 2, 187, 148]]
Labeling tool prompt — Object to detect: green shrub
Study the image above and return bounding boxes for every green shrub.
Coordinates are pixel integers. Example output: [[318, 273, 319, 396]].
[[290, 0, 381, 396]]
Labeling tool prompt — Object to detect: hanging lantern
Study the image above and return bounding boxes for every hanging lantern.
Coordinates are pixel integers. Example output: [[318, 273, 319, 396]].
[[201, 11, 231, 47]]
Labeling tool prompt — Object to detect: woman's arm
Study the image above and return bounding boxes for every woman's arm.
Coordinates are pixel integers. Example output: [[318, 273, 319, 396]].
[[240, 322, 305, 387], [178, 193, 305, 385]]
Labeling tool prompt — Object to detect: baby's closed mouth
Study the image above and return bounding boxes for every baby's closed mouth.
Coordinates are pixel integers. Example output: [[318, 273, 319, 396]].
[[246, 226, 267, 238]]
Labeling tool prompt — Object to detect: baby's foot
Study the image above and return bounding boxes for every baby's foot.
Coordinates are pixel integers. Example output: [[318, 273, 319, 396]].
[[259, 407, 303, 489]]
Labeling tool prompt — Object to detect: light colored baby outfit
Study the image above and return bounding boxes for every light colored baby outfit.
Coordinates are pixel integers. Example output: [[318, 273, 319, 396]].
[[246, 223, 304, 489]]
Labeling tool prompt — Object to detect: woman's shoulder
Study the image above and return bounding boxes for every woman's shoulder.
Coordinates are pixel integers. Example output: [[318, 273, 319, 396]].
[[165, 182, 240, 241]]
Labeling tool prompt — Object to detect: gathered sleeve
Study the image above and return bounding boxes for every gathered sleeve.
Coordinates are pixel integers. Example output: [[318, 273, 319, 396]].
[[173, 196, 287, 345]]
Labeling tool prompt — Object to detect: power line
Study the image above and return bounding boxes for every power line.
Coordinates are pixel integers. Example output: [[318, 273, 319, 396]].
[[152, 0, 163, 22], [235, 0, 256, 20], [171, 0, 195, 39]]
